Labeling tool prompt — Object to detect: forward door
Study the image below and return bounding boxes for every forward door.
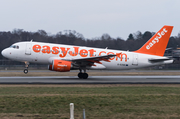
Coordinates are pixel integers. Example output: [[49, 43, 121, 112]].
[[25, 43, 31, 55]]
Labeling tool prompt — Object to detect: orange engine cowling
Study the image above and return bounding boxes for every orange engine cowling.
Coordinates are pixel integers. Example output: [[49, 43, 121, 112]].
[[48, 60, 71, 72]]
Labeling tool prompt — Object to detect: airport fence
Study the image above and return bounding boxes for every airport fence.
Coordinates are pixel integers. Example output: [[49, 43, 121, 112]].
[[0, 59, 47, 70]]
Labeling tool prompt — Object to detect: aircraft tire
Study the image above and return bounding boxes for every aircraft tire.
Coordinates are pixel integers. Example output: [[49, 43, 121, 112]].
[[78, 72, 83, 79], [24, 69, 28, 74], [83, 73, 88, 79]]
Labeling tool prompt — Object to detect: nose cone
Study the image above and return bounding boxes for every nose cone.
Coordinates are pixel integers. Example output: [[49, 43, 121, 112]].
[[1, 49, 7, 58]]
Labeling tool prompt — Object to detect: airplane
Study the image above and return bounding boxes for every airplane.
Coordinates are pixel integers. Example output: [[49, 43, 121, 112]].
[[1, 25, 174, 79]]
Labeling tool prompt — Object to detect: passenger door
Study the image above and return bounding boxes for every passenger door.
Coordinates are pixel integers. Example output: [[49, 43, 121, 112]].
[[25, 43, 31, 55], [132, 54, 138, 65]]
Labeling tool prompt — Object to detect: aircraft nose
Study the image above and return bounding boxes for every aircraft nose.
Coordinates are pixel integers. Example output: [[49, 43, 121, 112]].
[[1, 49, 7, 58]]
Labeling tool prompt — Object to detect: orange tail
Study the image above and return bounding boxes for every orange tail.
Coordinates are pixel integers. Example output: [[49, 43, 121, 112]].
[[134, 25, 173, 56]]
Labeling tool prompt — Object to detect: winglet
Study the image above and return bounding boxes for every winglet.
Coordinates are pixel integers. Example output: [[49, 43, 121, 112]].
[[116, 53, 122, 57], [134, 25, 173, 56]]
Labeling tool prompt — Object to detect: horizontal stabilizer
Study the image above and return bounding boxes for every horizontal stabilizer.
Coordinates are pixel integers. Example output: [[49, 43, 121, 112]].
[[148, 58, 172, 63]]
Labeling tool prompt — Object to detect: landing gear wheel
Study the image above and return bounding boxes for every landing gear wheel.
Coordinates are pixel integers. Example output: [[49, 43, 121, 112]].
[[78, 72, 83, 79], [24, 62, 29, 74], [78, 68, 89, 79], [78, 73, 88, 79], [24, 69, 28, 74], [83, 73, 88, 79]]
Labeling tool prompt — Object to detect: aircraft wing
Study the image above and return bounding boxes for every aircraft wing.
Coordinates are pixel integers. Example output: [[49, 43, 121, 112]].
[[68, 53, 122, 68]]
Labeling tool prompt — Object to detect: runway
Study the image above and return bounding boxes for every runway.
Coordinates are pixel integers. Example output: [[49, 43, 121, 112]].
[[0, 75, 180, 84]]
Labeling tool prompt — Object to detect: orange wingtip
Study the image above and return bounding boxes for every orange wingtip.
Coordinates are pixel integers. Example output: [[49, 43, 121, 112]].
[[116, 53, 122, 57]]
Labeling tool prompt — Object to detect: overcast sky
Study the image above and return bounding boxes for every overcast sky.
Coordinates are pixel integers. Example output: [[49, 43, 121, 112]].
[[0, 0, 179, 40]]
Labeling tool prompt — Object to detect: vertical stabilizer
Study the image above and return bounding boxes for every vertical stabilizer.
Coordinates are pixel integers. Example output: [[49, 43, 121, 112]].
[[135, 25, 173, 56]]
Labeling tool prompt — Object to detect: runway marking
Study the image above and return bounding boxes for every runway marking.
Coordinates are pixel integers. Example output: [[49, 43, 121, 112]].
[[0, 76, 180, 84], [0, 76, 180, 79]]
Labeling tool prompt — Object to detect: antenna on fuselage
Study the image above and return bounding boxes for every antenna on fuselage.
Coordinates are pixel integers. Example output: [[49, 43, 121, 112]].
[[30, 39, 33, 42], [105, 47, 108, 49]]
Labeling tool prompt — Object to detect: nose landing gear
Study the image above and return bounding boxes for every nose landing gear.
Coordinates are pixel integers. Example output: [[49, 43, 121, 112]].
[[24, 62, 29, 74], [24, 69, 28, 74]]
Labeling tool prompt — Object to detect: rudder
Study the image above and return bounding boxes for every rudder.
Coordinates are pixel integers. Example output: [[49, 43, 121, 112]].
[[135, 25, 173, 56]]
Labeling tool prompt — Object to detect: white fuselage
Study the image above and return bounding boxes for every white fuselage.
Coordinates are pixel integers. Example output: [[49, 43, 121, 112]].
[[1, 41, 173, 70]]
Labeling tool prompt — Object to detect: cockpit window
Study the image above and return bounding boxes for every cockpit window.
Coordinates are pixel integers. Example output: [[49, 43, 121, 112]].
[[10, 45, 19, 49]]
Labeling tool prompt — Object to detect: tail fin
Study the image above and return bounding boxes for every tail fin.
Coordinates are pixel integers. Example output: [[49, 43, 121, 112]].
[[135, 25, 173, 56]]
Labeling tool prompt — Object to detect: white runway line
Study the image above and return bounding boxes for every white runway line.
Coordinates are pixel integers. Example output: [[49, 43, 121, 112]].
[[0, 75, 180, 79]]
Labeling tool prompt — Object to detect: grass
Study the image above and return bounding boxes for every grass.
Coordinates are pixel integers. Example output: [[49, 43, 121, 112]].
[[0, 85, 179, 118]]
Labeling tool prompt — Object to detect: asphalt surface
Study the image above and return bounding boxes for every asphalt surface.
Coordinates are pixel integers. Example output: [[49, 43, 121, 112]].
[[0, 75, 180, 84]]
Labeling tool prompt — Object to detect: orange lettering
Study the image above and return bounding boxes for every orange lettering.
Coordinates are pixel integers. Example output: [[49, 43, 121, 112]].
[[69, 47, 79, 56], [116, 53, 127, 62], [52, 47, 59, 54], [79, 49, 88, 57], [42, 46, 51, 54], [99, 51, 106, 56], [33, 45, 41, 53], [88, 49, 96, 57], [121, 53, 127, 62], [59, 47, 70, 58]]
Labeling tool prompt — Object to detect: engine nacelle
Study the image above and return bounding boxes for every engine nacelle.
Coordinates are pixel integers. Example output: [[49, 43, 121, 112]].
[[48, 60, 71, 72], [48, 65, 53, 70]]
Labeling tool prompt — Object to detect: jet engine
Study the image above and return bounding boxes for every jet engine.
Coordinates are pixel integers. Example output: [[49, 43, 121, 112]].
[[48, 60, 71, 72]]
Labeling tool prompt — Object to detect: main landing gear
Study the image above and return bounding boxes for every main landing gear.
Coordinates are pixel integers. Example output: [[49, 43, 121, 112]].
[[78, 69, 88, 79], [23, 62, 29, 74]]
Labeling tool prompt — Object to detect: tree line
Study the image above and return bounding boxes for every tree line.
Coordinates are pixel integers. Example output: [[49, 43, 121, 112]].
[[0, 29, 180, 60]]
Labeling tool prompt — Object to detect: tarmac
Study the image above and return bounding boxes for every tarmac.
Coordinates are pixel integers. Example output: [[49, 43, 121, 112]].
[[0, 75, 180, 84]]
